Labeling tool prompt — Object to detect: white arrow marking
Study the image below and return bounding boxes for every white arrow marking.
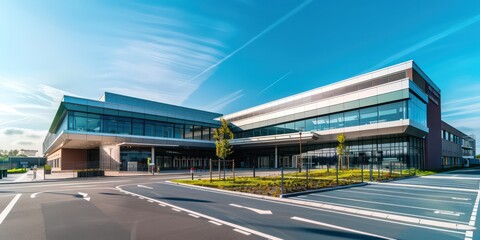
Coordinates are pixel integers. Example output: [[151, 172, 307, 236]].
[[137, 185, 153, 189], [229, 204, 272, 215], [434, 210, 463, 216], [31, 192, 42, 198], [77, 192, 90, 201]]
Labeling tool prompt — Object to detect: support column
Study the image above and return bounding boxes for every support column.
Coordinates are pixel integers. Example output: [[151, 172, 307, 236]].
[[274, 146, 278, 168], [151, 147, 155, 173]]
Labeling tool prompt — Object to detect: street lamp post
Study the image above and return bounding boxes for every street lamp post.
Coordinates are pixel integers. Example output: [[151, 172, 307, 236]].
[[298, 127, 304, 173]]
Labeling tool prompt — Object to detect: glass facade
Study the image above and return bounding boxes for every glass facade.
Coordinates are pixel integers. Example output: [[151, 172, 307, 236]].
[[234, 96, 426, 138], [233, 135, 424, 169], [66, 110, 217, 141]]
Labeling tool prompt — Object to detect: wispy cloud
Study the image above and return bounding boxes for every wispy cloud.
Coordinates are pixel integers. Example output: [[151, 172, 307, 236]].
[[182, 0, 313, 86], [101, 6, 226, 105], [370, 14, 480, 70], [257, 71, 292, 95], [205, 90, 244, 112]]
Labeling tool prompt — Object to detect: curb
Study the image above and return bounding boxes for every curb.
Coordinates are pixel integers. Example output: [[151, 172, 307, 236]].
[[280, 182, 367, 198]]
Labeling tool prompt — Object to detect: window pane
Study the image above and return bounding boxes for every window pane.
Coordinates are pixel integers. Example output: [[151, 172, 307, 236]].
[[145, 121, 155, 137], [344, 110, 359, 127], [305, 118, 316, 131], [317, 116, 329, 130], [359, 106, 378, 125], [184, 125, 193, 139], [174, 124, 184, 139], [86, 115, 101, 132], [378, 102, 404, 123], [103, 116, 117, 133], [330, 113, 344, 129]]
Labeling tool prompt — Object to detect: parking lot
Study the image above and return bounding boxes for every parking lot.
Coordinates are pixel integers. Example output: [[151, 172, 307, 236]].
[[289, 169, 480, 239]]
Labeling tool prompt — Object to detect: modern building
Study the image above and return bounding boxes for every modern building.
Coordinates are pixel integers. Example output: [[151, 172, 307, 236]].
[[441, 121, 477, 168], [43, 92, 221, 171], [42, 60, 475, 171]]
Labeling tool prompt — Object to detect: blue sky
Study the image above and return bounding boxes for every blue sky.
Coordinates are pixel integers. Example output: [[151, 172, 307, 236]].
[[1, 0, 479, 154]]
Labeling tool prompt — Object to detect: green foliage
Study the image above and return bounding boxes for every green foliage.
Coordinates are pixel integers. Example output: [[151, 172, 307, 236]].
[[44, 164, 52, 170], [476, 154, 480, 159], [213, 118, 234, 160], [7, 168, 27, 174], [336, 133, 346, 156]]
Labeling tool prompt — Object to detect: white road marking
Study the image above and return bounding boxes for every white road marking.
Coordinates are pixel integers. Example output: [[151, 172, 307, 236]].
[[30, 192, 42, 198], [188, 214, 200, 218], [233, 229, 251, 235], [434, 210, 463, 217], [137, 185, 153, 189], [229, 203, 272, 215], [310, 193, 464, 214], [350, 187, 473, 200], [165, 181, 472, 233], [422, 176, 480, 180], [1, 180, 130, 190], [147, 200, 154, 203], [172, 208, 181, 212], [77, 192, 90, 201], [0, 194, 22, 225], [116, 186, 283, 240], [453, 197, 471, 201], [208, 220, 222, 226], [158, 203, 166, 207], [291, 216, 396, 240], [291, 197, 469, 225], [139, 197, 145, 200], [369, 182, 478, 193], [365, 185, 476, 196], [336, 189, 470, 205]]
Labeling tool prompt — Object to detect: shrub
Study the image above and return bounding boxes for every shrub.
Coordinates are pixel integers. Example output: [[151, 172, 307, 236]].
[[44, 164, 52, 170]]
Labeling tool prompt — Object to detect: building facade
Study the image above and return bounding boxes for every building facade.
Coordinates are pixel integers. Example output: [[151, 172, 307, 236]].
[[43, 60, 475, 171]]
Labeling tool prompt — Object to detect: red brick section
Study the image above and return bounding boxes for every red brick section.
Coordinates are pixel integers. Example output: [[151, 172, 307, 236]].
[[61, 149, 88, 170]]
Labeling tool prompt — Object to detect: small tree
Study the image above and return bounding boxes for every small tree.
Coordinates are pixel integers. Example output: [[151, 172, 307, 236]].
[[213, 119, 234, 179], [336, 133, 346, 169]]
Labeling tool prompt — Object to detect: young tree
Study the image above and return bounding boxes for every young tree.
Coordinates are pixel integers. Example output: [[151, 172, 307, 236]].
[[213, 119, 234, 179], [336, 133, 346, 169], [213, 119, 234, 160]]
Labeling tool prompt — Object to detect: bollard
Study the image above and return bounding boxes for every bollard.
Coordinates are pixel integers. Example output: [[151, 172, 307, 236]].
[[253, 166, 256, 178], [281, 167, 284, 197]]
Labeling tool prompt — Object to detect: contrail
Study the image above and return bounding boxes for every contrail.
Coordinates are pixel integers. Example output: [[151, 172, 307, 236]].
[[257, 71, 292, 95], [370, 13, 480, 71], [181, 0, 313, 86]]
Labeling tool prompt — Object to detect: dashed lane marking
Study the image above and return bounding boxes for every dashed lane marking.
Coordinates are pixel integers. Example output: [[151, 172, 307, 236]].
[[233, 229, 251, 235], [208, 220, 222, 226]]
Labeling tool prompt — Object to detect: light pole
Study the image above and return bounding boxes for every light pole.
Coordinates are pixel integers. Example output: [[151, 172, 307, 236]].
[[298, 127, 304, 173]]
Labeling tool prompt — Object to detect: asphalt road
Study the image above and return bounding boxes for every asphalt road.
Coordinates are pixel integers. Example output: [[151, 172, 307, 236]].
[[0, 168, 479, 240]]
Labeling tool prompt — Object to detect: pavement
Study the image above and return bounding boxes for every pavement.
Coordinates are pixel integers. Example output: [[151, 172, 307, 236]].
[[0, 168, 479, 239]]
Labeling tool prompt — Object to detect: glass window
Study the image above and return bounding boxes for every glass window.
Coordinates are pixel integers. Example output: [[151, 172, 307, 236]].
[[193, 125, 202, 140], [184, 125, 193, 139], [155, 123, 164, 137], [174, 124, 184, 139], [117, 117, 131, 135], [201, 127, 210, 140], [132, 119, 144, 136], [317, 116, 329, 130], [285, 122, 295, 133], [330, 113, 344, 129], [73, 113, 87, 131], [344, 110, 359, 127], [378, 101, 404, 123], [86, 114, 101, 132], [294, 120, 306, 131], [359, 106, 378, 125], [276, 124, 285, 134], [145, 121, 155, 137], [305, 118, 316, 131], [103, 115, 117, 134]]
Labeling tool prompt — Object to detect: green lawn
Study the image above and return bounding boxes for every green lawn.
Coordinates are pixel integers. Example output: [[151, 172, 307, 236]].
[[7, 168, 28, 174], [172, 168, 445, 197]]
